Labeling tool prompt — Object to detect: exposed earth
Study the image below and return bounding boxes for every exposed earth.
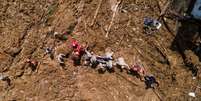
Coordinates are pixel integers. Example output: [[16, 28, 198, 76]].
[[0, 0, 201, 101]]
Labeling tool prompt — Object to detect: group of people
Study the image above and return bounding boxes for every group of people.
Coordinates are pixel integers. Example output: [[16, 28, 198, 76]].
[[43, 35, 160, 89], [0, 31, 159, 89]]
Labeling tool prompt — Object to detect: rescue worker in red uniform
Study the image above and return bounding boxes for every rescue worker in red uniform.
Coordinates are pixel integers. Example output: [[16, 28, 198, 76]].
[[128, 64, 146, 81], [70, 39, 86, 65]]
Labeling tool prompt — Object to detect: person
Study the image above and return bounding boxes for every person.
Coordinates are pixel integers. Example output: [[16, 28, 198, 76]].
[[97, 52, 113, 61], [144, 17, 161, 30], [96, 52, 114, 72], [143, 17, 162, 34], [71, 39, 80, 49], [82, 49, 92, 65], [144, 75, 159, 89], [106, 60, 114, 72], [97, 60, 114, 73], [128, 56, 146, 80], [25, 59, 38, 71], [45, 47, 54, 59], [71, 40, 85, 56], [129, 64, 145, 80], [115, 57, 129, 72], [57, 53, 66, 66], [45, 47, 53, 54], [129, 64, 145, 75], [89, 53, 99, 68], [71, 40, 86, 65]]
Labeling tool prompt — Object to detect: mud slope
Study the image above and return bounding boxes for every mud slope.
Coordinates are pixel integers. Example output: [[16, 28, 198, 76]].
[[0, 0, 201, 101]]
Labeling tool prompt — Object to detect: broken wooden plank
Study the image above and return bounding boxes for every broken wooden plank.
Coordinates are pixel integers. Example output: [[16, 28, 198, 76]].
[[106, 0, 122, 37], [90, 0, 103, 26]]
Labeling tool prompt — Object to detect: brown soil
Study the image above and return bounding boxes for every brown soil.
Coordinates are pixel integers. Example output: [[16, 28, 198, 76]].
[[0, 0, 201, 101]]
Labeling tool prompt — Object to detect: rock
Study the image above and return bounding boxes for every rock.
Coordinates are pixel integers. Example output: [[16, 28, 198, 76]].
[[0, 52, 13, 72], [5, 47, 22, 57], [184, 50, 199, 66]]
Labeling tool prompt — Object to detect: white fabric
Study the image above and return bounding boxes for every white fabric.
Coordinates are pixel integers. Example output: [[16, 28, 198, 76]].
[[188, 92, 196, 97], [153, 20, 162, 29], [115, 57, 129, 68], [90, 55, 97, 63], [106, 60, 113, 69], [83, 50, 92, 60], [104, 52, 114, 60], [54, 32, 59, 36]]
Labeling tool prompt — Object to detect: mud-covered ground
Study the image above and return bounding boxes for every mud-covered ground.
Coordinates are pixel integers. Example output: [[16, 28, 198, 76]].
[[0, 0, 201, 101]]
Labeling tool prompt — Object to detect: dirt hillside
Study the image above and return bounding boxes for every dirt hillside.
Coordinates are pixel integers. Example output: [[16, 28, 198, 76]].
[[0, 0, 201, 101]]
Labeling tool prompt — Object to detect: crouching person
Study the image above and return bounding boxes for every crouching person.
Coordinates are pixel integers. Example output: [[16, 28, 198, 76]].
[[128, 56, 146, 80], [144, 75, 159, 89], [106, 60, 114, 72], [82, 49, 92, 66], [97, 51, 114, 73], [71, 40, 86, 66], [128, 64, 145, 81], [98, 60, 114, 73], [89, 54, 99, 68], [115, 57, 129, 72]]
